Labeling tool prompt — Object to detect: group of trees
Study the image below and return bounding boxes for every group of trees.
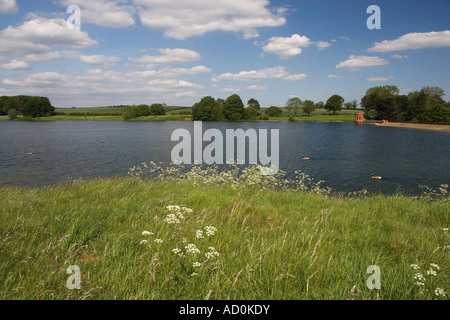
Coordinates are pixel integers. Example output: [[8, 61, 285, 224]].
[[191, 93, 355, 122], [122, 104, 166, 120], [0, 95, 55, 119], [192, 94, 267, 122], [361, 85, 449, 123]]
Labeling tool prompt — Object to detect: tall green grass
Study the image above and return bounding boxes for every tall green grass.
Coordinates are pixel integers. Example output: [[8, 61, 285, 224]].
[[0, 173, 448, 300]]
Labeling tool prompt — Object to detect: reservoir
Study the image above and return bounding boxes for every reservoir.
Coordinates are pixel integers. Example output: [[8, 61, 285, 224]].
[[0, 121, 448, 195]]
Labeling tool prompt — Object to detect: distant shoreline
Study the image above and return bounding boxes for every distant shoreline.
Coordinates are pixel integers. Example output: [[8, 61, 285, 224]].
[[374, 122, 450, 132]]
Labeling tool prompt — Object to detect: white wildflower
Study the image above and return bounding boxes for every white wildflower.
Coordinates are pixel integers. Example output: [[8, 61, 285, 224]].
[[154, 239, 163, 244], [176, 211, 185, 220], [441, 228, 448, 231], [193, 262, 201, 268], [429, 263, 440, 270], [434, 287, 446, 297], [166, 205, 181, 211], [172, 247, 184, 257], [410, 264, 420, 270], [196, 230, 204, 239], [191, 272, 198, 277], [185, 243, 200, 255], [426, 269, 437, 276], [164, 213, 180, 224], [205, 246, 219, 259], [205, 226, 217, 237], [181, 207, 193, 214], [415, 281, 425, 286], [142, 231, 153, 236], [140, 240, 148, 245], [414, 273, 425, 281]]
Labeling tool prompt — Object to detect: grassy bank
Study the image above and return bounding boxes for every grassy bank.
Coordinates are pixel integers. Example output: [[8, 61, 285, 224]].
[[0, 174, 448, 300]]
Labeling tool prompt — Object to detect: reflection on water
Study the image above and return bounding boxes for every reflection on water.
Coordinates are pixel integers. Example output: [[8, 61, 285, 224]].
[[0, 121, 449, 195]]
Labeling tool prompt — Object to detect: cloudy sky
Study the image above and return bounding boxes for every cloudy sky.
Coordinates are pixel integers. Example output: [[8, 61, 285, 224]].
[[0, 0, 449, 108]]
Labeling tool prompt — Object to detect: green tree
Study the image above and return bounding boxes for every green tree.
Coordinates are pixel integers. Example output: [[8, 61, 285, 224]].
[[344, 100, 358, 109], [325, 95, 344, 115], [244, 106, 259, 120], [7, 108, 18, 120], [22, 96, 54, 118], [265, 106, 282, 117], [303, 100, 316, 116], [421, 86, 445, 102], [136, 104, 151, 117], [192, 96, 216, 121], [247, 98, 261, 111], [122, 106, 137, 120], [286, 97, 303, 117], [223, 94, 245, 121], [210, 101, 225, 121], [367, 109, 377, 120], [315, 101, 325, 109], [150, 104, 166, 116]]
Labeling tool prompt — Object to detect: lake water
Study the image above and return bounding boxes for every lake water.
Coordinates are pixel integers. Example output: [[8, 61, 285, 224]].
[[0, 121, 449, 195]]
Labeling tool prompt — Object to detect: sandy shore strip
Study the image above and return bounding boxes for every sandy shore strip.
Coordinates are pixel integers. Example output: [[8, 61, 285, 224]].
[[375, 122, 450, 132]]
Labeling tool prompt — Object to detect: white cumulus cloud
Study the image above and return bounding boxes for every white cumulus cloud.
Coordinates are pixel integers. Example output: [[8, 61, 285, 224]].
[[133, 0, 287, 40], [0, 0, 17, 15], [366, 76, 395, 82], [58, 0, 136, 28], [129, 48, 201, 66], [336, 55, 389, 69], [368, 30, 450, 52], [0, 17, 98, 55], [262, 34, 311, 59], [212, 66, 306, 82]]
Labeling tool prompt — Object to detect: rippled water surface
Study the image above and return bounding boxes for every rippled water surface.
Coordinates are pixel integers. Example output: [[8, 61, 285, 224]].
[[1, 121, 449, 194]]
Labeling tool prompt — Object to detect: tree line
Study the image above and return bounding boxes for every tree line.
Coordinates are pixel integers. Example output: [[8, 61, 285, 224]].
[[122, 104, 166, 120], [0, 95, 55, 119], [191, 86, 449, 124], [190, 93, 349, 121], [361, 86, 449, 123]]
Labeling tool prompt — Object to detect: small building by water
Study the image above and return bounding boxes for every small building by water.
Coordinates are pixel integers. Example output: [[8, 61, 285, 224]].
[[355, 112, 388, 125], [355, 112, 365, 124]]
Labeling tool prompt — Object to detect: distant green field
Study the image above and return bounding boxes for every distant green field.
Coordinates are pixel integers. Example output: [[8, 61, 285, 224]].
[[3, 107, 359, 122], [55, 106, 126, 114], [259, 108, 359, 122]]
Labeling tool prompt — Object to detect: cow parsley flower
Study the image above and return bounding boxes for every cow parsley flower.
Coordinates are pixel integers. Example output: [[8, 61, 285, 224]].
[[434, 287, 446, 297], [426, 269, 437, 276], [410, 264, 420, 270], [205, 226, 217, 237], [185, 243, 200, 255], [154, 239, 163, 244], [193, 262, 201, 268], [429, 263, 440, 270], [205, 246, 219, 259], [195, 230, 204, 239], [142, 231, 153, 236], [164, 213, 180, 224], [140, 240, 148, 245], [181, 207, 193, 214], [414, 273, 425, 281], [415, 281, 425, 286], [166, 205, 181, 211]]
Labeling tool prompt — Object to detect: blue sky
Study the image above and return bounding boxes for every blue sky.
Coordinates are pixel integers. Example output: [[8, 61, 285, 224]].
[[0, 0, 449, 108]]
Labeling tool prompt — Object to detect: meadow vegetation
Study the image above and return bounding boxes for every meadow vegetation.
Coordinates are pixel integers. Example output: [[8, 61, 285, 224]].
[[0, 164, 448, 300]]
